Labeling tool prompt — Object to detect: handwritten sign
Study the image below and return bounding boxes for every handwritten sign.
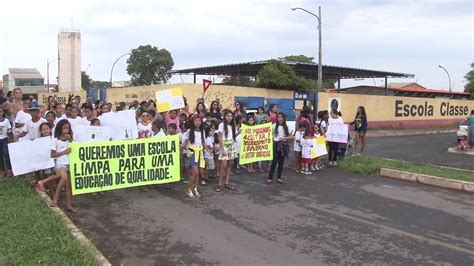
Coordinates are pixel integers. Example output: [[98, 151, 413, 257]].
[[8, 137, 55, 176], [73, 125, 113, 142], [239, 123, 273, 164], [326, 124, 349, 144]]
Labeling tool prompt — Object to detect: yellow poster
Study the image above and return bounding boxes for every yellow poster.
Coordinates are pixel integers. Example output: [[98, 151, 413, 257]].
[[155, 87, 185, 112], [69, 135, 180, 195], [239, 123, 273, 164], [311, 136, 328, 159]]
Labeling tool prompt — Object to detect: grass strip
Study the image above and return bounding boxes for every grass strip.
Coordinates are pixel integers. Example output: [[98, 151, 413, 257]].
[[339, 155, 474, 182], [0, 176, 99, 265]]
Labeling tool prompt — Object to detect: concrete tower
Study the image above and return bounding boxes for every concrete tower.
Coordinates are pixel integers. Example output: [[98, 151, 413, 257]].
[[58, 29, 81, 92]]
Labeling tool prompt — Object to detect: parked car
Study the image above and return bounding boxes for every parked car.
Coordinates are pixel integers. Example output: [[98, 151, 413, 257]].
[[457, 119, 469, 143]]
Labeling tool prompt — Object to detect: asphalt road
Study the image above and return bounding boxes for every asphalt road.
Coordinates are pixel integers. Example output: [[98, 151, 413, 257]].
[[67, 168, 474, 265], [365, 133, 474, 170]]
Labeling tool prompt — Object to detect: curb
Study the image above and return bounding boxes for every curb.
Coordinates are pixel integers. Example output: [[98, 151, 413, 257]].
[[368, 129, 456, 138], [379, 168, 474, 193], [35, 189, 112, 266], [447, 147, 474, 156]]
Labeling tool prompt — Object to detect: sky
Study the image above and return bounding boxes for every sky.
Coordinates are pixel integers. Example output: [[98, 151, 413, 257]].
[[0, 0, 472, 91]]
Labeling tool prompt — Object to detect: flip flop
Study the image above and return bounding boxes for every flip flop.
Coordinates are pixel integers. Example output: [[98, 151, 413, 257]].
[[214, 185, 222, 192], [49, 202, 58, 208], [224, 184, 235, 190], [66, 207, 78, 213]]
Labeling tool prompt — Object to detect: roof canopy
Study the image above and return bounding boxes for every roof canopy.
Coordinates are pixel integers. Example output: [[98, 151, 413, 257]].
[[9, 68, 43, 79], [171, 60, 415, 80]]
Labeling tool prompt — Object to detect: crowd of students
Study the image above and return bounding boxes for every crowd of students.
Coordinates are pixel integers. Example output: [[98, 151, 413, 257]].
[[1, 87, 370, 212]]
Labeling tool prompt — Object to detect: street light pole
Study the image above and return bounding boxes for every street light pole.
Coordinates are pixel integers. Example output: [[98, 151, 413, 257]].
[[291, 6, 322, 115], [47, 58, 59, 91], [110, 53, 131, 87], [438, 65, 452, 94]]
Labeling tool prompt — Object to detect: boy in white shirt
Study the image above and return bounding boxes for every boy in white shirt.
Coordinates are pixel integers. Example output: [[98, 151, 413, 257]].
[[13, 97, 32, 140], [19, 102, 47, 141]]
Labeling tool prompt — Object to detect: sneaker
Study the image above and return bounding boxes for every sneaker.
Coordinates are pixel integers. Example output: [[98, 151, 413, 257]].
[[311, 165, 316, 170], [266, 179, 273, 185], [304, 171, 312, 175], [315, 165, 320, 171]]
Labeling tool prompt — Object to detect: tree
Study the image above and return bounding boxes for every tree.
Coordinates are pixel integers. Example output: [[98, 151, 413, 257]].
[[281, 55, 315, 63], [256, 60, 316, 91], [464, 62, 474, 94], [126, 45, 174, 86], [222, 75, 254, 87], [81, 71, 91, 90]]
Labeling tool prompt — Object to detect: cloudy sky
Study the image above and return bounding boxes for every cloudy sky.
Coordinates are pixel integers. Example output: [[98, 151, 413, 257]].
[[0, 0, 472, 91]]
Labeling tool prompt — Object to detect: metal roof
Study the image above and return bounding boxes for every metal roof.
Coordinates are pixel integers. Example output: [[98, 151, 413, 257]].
[[9, 68, 43, 79], [171, 60, 415, 79]]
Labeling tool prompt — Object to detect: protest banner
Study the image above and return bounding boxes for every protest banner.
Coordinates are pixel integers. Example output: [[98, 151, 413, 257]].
[[8, 137, 55, 176], [326, 124, 349, 144], [69, 135, 180, 195], [73, 125, 113, 142], [239, 123, 273, 164], [155, 87, 185, 112], [99, 110, 138, 140], [311, 136, 328, 159]]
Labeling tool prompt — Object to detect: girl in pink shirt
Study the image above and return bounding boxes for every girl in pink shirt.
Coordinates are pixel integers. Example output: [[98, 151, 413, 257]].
[[165, 110, 181, 133]]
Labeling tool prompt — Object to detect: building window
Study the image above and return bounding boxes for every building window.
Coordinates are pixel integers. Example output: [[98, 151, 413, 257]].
[[15, 79, 44, 86]]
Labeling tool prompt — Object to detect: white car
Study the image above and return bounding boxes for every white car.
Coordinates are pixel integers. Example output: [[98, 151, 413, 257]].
[[457, 119, 469, 143]]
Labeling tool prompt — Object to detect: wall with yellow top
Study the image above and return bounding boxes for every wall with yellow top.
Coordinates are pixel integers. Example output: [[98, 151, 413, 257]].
[[107, 83, 294, 110], [106, 84, 473, 128]]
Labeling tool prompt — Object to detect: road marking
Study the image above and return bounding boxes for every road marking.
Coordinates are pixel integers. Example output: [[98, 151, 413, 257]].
[[308, 204, 474, 256]]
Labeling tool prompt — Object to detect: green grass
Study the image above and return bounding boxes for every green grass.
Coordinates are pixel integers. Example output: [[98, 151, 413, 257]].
[[0, 176, 99, 265], [339, 155, 474, 182]]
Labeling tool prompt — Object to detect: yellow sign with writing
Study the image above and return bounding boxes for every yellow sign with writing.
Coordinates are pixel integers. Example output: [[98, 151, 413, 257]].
[[239, 123, 273, 164], [69, 135, 180, 195]]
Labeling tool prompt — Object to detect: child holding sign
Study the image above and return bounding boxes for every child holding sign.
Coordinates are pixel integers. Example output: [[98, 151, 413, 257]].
[[36, 123, 60, 195], [216, 109, 236, 192], [183, 115, 206, 198], [50, 119, 76, 213]]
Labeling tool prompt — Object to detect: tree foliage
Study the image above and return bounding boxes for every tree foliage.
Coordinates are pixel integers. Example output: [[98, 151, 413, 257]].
[[256, 60, 316, 91], [281, 55, 315, 63], [464, 62, 474, 94], [81, 71, 91, 90], [222, 75, 254, 87], [126, 45, 174, 86]]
